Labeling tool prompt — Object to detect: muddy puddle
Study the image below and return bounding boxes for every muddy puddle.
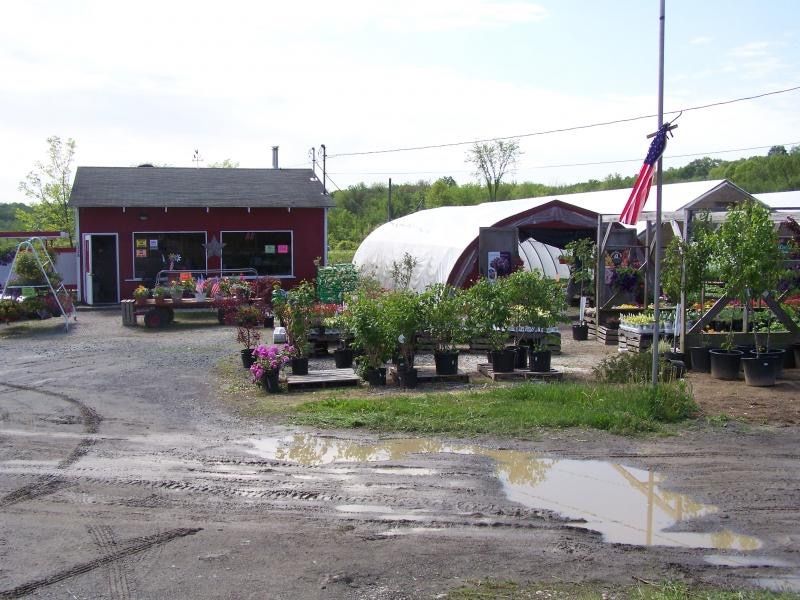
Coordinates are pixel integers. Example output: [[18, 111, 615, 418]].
[[245, 434, 761, 550]]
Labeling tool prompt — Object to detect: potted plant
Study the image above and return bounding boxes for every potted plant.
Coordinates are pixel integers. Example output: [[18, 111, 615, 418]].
[[713, 199, 786, 384], [324, 307, 355, 368], [285, 280, 317, 375], [249, 343, 295, 393], [419, 283, 467, 375], [168, 280, 184, 301], [232, 304, 263, 369], [152, 285, 169, 303], [562, 238, 595, 340], [345, 283, 393, 385], [133, 285, 150, 305], [384, 289, 424, 387], [464, 277, 514, 372]]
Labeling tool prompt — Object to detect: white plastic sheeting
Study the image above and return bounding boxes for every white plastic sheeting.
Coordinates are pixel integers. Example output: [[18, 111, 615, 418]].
[[518, 238, 571, 281], [353, 180, 745, 291]]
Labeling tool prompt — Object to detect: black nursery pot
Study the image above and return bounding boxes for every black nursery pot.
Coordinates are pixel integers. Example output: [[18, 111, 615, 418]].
[[241, 348, 255, 369], [507, 346, 527, 370], [364, 367, 387, 386], [572, 323, 589, 341], [688, 346, 711, 372], [490, 349, 516, 373], [397, 366, 418, 389], [291, 357, 309, 375], [334, 348, 354, 369], [434, 351, 459, 375], [528, 349, 552, 373], [742, 355, 778, 387], [709, 349, 743, 380]]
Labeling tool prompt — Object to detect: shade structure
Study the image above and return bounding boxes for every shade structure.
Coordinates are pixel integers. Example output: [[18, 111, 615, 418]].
[[353, 180, 756, 291]]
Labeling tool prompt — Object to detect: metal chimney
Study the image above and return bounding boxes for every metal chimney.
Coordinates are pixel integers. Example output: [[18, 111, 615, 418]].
[[272, 146, 279, 169]]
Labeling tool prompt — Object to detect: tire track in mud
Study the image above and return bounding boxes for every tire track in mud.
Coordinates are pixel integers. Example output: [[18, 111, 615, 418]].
[[89, 525, 133, 600], [0, 383, 101, 508], [0, 527, 201, 599]]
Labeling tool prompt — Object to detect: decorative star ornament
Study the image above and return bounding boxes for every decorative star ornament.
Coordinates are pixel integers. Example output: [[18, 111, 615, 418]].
[[203, 236, 225, 258]]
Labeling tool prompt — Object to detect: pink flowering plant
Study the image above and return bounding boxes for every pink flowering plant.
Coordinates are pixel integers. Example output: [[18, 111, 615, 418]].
[[249, 344, 296, 381]]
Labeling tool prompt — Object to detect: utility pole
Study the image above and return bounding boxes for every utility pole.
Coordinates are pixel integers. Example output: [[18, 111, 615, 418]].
[[387, 178, 393, 222], [320, 144, 327, 195], [309, 147, 316, 177]]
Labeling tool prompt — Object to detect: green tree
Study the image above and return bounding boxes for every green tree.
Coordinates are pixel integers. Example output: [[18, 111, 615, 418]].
[[17, 136, 77, 246], [466, 139, 521, 201], [207, 158, 240, 168]]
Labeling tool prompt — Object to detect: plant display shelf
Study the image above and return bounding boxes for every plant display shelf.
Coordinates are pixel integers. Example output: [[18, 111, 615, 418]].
[[285, 368, 361, 391], [469, 331, 561, 354], [387, 366, 470, 385], [477, 363, 564, 382], [121, 297, 216, 327], [2, 237, 76, 332], [618, 331, 674, 353]]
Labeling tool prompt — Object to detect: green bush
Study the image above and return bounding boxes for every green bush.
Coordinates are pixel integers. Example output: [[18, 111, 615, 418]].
[[593, 349, 677, 384]]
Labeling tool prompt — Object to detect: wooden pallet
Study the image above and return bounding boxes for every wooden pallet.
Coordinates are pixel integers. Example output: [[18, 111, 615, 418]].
[[597, 325, 620, 345], [386, 367, 469, 384], [285, 368, 361, 391], [477, 363, 564, 382]]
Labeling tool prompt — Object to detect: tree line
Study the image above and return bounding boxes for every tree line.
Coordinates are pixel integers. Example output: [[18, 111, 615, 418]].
[[327, 145, 800, 262]]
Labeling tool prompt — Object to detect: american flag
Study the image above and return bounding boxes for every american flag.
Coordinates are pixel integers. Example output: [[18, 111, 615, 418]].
[[209, 278, 220, 297], [619, 123, 672, 225]]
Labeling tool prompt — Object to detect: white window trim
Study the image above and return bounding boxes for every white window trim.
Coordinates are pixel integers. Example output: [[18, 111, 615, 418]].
[[220, 230, 294, 278]]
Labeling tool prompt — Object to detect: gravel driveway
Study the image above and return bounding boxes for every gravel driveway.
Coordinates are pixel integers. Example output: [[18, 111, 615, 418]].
[[1, 309, 799, 598]]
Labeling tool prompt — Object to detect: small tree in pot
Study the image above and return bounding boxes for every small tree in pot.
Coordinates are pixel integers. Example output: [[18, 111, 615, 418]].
[[230, 304, 263, 369], [284, 280, 316, 374], [561, 238, 595, 340], [419, 283, 468, 375], [384, 289, 424, 387], [464, 277, 514, 372], [344, 282, 394, 385]]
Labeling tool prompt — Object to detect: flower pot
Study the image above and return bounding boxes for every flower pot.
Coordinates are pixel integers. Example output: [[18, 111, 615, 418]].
[[334, 348, 354, 369], [291, 357, 309, 375], [783, 346, 796, 369], [507, 346, 527, 370], [688, 347, 711, 372], [751, 349, 785, 378], [434, 351, 459, 375], [397, 366, 418, 389], [709, 349, 743, 380], [241, 348, 255, 369], [170, 290, 183, 301], [364, 366, 387, 386], [490, 349, 516, 373], [572, 323, 589, 341], [261, 370, 281, 393], [528, 348, 551, 373], [742, 356, 778, 387], [664, 351, 685, 363], [668, 359, 686, 379]]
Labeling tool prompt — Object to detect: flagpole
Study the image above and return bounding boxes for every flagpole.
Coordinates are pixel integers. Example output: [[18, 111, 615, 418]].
[[651, 0, 666, 386]]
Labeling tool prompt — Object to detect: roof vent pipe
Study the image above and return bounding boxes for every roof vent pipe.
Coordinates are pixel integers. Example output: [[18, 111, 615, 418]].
[[272, 146, 279, 169]]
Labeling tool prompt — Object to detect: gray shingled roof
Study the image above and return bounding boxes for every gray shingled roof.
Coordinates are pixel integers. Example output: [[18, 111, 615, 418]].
[[69, 167, 334, 208]]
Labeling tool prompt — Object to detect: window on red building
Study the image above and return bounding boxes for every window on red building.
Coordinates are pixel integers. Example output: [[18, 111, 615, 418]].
[[133, 232, 206, 280], [221, 231, 293, 277]]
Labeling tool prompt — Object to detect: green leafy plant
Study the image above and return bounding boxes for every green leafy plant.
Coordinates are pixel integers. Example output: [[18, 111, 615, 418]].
[[232, 304, 263, 350], [504, 270, 567, 348], [419, 283, 468, 353], [562, 237, 595, 308], [343, 284, 393, 371], [9, 251, 62, 287], [464, 277, 511, 351], [389, 252, 419, 291], [0, 299, 23, 323], [383, 289, 424, 366], [284, 280, 317, 357]]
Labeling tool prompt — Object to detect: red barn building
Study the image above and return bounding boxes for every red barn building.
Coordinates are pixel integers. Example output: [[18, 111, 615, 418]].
[[69, 165, 333, 304]]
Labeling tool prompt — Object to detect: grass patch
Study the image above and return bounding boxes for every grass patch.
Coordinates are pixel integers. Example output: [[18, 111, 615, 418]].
[[290, 381, 697, 436], [446, 579, 799, 599]]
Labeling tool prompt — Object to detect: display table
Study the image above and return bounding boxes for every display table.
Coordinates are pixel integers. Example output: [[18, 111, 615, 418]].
[[121, 298, 215, 328]]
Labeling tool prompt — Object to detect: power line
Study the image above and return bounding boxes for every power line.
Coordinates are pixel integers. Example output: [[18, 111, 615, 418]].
[[325, 140, 800, 177], [327, 85, 800, 158]]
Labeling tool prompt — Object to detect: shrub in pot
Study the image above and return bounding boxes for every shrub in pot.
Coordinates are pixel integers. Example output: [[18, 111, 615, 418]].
[[232, 304, 263, 369], [284, 280, 316, 367], [384, 289, 424, 385], [344, 281, 393, 384], [464, 277, 514, 372], [561, 238, 595, 340], [419, 283, 467, 375]]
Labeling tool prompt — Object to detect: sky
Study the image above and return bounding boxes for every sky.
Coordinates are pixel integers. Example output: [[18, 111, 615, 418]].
[[1, 0, 798, 204]]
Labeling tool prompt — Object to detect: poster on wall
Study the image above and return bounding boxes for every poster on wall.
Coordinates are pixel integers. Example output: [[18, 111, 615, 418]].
[[487, 251, 512, 281], [277, 244, 289, 254], [264, 245, 276, 254], [135, 249, 148, 258], [149, 239, 159, 249], [135, 239, 147, 248]]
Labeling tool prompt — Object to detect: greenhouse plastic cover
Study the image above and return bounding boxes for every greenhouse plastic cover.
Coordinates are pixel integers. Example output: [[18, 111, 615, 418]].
[[353, 180, 746, 291]]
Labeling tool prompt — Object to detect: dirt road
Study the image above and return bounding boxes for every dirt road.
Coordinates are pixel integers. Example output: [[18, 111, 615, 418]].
[[1, 311, 799, 598]]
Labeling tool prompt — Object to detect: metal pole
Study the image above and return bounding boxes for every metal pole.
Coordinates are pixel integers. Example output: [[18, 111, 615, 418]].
[[387, 178, 393, 222], [320, 144, 327, 195], [651, 0, 665, 386]]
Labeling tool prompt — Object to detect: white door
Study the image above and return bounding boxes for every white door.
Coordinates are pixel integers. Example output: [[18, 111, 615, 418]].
[[83, 234, 94, 305]]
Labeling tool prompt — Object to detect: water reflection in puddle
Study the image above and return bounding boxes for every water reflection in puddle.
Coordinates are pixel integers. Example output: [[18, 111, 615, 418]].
[[245, 434, 761, 550]]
